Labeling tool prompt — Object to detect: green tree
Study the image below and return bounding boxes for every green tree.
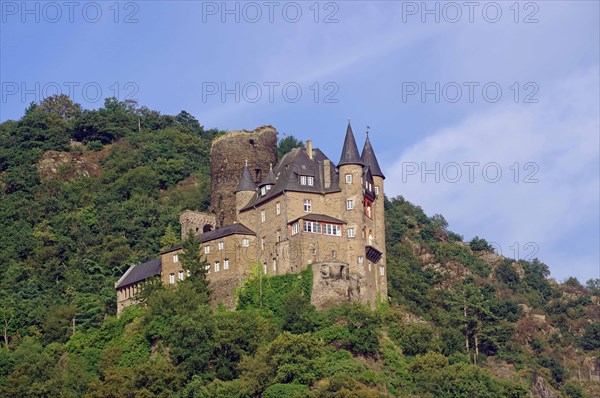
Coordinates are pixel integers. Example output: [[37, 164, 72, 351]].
[[281, 290, 318, 334], [496, 260, 520, 290], [180, 231, 210, 301], [469, 236, 494, 252], [586, 278, 600, 295], [277, 135, 304, 159], [39, 94, 82, 120], [160, 224, 180, 251], [581, 322, 600, 350]]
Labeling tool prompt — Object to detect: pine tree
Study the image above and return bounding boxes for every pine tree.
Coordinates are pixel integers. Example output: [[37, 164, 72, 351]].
[[180, 231, 210, 302], [160, 224, 179, 251]]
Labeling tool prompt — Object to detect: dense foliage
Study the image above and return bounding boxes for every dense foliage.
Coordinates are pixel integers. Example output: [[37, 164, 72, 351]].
[[0, 97, 597, 397]]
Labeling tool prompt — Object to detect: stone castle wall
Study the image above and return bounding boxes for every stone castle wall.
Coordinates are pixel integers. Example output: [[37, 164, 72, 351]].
[[211, 126, 278, 227]]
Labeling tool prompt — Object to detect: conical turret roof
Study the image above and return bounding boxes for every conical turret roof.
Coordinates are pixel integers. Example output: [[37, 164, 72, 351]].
[[338, 122, 364, 167], [260, 163, 276, 186], [361, 134, 385, 179], [236, 162, 257, 192]]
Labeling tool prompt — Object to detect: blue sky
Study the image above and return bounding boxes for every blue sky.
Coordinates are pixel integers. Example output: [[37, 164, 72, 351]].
[[1, 1, 599, 282]]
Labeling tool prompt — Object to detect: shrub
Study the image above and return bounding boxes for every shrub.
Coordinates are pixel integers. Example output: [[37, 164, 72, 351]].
[[263, 383, 309, 398], [469, 236, 494, 252], [86, 140, 104, 151], [581, 322, 600, 350], [390, 323, 436, 356]]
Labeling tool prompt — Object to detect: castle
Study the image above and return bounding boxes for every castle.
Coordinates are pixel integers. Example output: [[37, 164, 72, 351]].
[[115, 122, 387, 314]]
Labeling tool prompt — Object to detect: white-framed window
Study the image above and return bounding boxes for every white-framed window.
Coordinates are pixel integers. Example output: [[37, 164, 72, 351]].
[[380, 265, 385, 276], [369, 182, 372, 191], [346, 199, 354, 210], [169, 273, 175, 284], [204, 245, 210, 254], [276, 230, 281, 242], [323, 224, 342, 236], [311, 248, 318, 256], [304, 199, 312, 212], [273, 259, 277, 272], [261, 210, 266, 223], [300, 175, 307, 185], [347, 227, 355, 238], [261, 237, 266, 251], [374, 186, 379, 195], [261, 186, 267, 196], [307, 176, 314, 186], [242, 238, 250, 247], [276, 202, 281, 215], [291, 222, 300, 235], [215, 261, 220, 272], [345, 174, 352, 184], [173, 254, 179, 263], [223, 259, 229, 270], [263, 262, 267, 274], [206, 263, 211, 273], [218, 241, 224, 251], [358, 256, 364, 265], [304, 220, 322, 234], [331, 250, 337, 258], [178, 270, 184, 281]]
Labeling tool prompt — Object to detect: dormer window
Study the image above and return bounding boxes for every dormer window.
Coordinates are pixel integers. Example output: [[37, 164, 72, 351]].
[[300, 176, 314, 186], [261, 186, 267, 196]]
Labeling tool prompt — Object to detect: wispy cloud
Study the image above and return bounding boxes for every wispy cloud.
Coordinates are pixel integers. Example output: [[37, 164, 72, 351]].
[[387, 66, 600, 281]]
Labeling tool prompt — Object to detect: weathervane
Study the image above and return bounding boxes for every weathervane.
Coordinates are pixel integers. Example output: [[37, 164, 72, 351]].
[[366, 125, 370, 135]]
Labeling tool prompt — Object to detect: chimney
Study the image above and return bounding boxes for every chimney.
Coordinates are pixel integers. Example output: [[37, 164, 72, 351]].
[[306, 140, 313, 160], [323, 159, 331, 189]]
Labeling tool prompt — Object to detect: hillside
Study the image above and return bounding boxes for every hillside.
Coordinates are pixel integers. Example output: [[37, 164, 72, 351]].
[[0, 96, 598, 397]]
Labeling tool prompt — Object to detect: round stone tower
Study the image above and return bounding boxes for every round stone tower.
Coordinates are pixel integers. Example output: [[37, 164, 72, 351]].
[[210, 126, 278, 227]]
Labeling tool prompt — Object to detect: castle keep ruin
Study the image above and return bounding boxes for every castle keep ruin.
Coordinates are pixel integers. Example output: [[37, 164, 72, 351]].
[[210, 126, 277, 228]]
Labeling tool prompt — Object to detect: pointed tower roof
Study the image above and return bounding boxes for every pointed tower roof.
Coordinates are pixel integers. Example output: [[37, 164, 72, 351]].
[[338, 121, 364, 167], [361, 133, 385, 179], [260, 163, 276, 186], [236, 161, 257, 192]]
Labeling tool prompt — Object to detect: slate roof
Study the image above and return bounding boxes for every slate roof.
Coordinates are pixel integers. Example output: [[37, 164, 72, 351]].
[[236, 164, 257, 192], [361, 134, 385, 179], [198, 222, 255, 242], [288, 213, 347, 225], [160, 223, 256, 257], [338, 123, 364, 167], [115, 257, 162, 289], [240, 146, 341, 211], [260, 164, 276, 186]]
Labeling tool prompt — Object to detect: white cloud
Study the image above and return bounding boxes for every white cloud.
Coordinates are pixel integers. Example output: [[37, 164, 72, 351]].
[[386, 66, 600, 281]]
